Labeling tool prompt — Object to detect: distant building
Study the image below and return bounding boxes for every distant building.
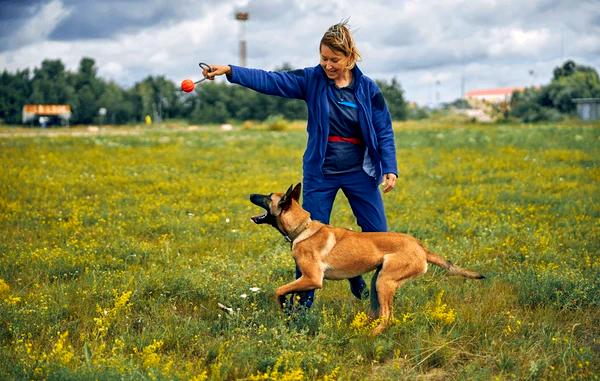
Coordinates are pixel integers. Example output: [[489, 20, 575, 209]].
[[573, 98, 600, 121], [464, 87, 523, 104], [22, 104, 71, 127], [460, 87, 524, 122]]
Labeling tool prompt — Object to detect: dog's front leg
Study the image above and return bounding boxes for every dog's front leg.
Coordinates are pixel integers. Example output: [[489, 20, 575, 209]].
[[275, 275, 322, 309]]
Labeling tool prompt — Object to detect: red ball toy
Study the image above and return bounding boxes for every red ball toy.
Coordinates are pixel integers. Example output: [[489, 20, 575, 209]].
[[181, 79, 195, 93]]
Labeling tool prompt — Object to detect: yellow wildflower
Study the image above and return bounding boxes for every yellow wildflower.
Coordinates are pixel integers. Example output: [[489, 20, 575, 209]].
[[248, 356, 305, 381], [5, 295, 21, 305], [322, 367, 340, 381], [190, 370, 208, 381], [50, 331, 74, 365], [0, 278, 9, 295], [350, 311, 369, 331], [427, 290, 456, 325], [248, 368, 305, 381], [93, 290, 133, 339], [113, 289, 133, 310], [142, 339, 163, 368]]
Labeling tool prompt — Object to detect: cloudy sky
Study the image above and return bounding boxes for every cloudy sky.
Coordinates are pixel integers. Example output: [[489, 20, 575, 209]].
[[1, 0, 599, 105]]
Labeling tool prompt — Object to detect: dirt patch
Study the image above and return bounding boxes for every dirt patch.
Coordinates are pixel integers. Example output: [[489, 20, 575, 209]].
[[0, 125, 210, 138]]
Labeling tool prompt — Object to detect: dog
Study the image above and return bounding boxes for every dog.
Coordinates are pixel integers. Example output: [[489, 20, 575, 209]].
[[250, 183, 484, 335]]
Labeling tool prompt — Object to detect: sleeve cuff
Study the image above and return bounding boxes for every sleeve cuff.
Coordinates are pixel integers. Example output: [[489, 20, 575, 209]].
[[226, 65, 237, 83]]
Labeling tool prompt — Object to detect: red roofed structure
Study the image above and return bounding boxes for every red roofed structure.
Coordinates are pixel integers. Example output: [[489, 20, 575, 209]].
[[465, 87, 524, 104]]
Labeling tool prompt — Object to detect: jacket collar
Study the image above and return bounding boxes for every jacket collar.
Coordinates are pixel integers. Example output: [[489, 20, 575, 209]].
[[315, 64, 364, 85]]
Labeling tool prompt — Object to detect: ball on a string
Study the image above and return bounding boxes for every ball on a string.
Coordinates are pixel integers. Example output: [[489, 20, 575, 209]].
[[181, 79, 195, 93]]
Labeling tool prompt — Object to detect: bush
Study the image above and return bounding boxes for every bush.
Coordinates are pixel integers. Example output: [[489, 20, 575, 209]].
[[264, 114, 288, 131], [509, 60, 600, 122]]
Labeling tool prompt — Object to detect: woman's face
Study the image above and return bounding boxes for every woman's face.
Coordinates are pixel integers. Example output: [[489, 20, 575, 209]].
[[320, 44, 351, 80]]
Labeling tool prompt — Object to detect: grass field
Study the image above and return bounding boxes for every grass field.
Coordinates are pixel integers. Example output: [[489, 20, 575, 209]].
[[0, 120, 599, 380]]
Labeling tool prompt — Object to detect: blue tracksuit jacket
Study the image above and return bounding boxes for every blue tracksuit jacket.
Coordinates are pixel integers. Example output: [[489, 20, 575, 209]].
[[227, 64, 398, 181]]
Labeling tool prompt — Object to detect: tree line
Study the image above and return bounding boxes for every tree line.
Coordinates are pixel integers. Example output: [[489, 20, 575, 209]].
[[3, 57, 596, 126], [0, 58, 408, 126]]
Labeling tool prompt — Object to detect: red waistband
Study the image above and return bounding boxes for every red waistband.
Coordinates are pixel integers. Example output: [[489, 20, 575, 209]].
[[327, 135, 363, 145]]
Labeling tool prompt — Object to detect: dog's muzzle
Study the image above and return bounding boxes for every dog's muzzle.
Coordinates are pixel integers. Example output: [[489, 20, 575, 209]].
[[250, 194, 273, 224]]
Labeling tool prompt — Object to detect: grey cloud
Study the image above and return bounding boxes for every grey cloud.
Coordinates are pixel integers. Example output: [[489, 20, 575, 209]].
[[385, 46, 488, 72], [0, 0, 213, 46], [245, 0, 295, 22], [0, 0, 44, 21], [380, 24, 424, 47], [533, 0, 578, 13], [50, 8, 172, 40], [0, 0, 48, 50], [48, 0, 208, 40]]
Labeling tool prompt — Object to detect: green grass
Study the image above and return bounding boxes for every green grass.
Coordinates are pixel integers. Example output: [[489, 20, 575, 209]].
[[0, 120, 599, 380]]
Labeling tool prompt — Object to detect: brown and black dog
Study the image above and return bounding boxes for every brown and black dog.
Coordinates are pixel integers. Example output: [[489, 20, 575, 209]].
[[250, 183, 484, 335]]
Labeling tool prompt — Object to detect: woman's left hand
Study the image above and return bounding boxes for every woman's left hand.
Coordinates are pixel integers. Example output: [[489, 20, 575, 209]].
[[381, 173, 397, 193]]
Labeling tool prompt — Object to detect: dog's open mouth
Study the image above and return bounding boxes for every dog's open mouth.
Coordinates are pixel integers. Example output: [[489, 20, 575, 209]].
[[251, 211, 269, 224], [249, 193, 275, 225]]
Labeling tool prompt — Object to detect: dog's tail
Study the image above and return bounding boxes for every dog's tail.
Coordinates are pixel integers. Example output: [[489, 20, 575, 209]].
[[426, 250, 485, 279]]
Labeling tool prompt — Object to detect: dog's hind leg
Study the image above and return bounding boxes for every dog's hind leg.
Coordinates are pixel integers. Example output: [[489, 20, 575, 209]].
[[369, 265, 382, 319], [372, 255, 427, 335], [372, 275, 402, 335]]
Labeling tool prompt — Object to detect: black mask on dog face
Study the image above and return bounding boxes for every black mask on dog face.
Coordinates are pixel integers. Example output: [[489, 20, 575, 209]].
[[250, 193, 278, 226]]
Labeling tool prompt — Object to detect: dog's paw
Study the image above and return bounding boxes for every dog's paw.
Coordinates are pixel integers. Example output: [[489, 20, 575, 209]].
[[277, 294, 287, 308]]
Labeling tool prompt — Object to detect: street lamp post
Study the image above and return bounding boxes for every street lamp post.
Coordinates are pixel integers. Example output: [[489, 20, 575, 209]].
[[235, 12, 249, 67]]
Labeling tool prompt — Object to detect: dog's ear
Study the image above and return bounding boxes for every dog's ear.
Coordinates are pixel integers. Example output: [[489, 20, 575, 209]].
[[278, 184, 295, 210], [291, 183, 301, 202]]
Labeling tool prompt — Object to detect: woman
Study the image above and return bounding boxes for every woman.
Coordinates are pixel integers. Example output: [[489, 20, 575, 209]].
[[205, 21, 398, 308]]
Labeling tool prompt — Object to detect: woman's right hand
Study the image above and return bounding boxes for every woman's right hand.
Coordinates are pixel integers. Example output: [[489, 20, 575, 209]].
[[203, 65, 231, 80]]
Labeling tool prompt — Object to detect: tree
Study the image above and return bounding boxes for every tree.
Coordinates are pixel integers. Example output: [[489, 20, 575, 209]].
[[510, 88, 562, 122], [29, 59, 75, 105], [97, 82, 137, 124], [0, 58, 412, 125], [70, 57, 106, 124], [132, 75, 178, 122], [552, 60, 577, 80], [189, 82, 231, 123], [543, 61, 600, 113], [376, 78, 407, 120], [0, 69, 31, 124]]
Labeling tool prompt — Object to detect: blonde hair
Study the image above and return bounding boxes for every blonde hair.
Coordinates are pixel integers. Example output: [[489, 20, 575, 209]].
[[320, 20, 361, 69]]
